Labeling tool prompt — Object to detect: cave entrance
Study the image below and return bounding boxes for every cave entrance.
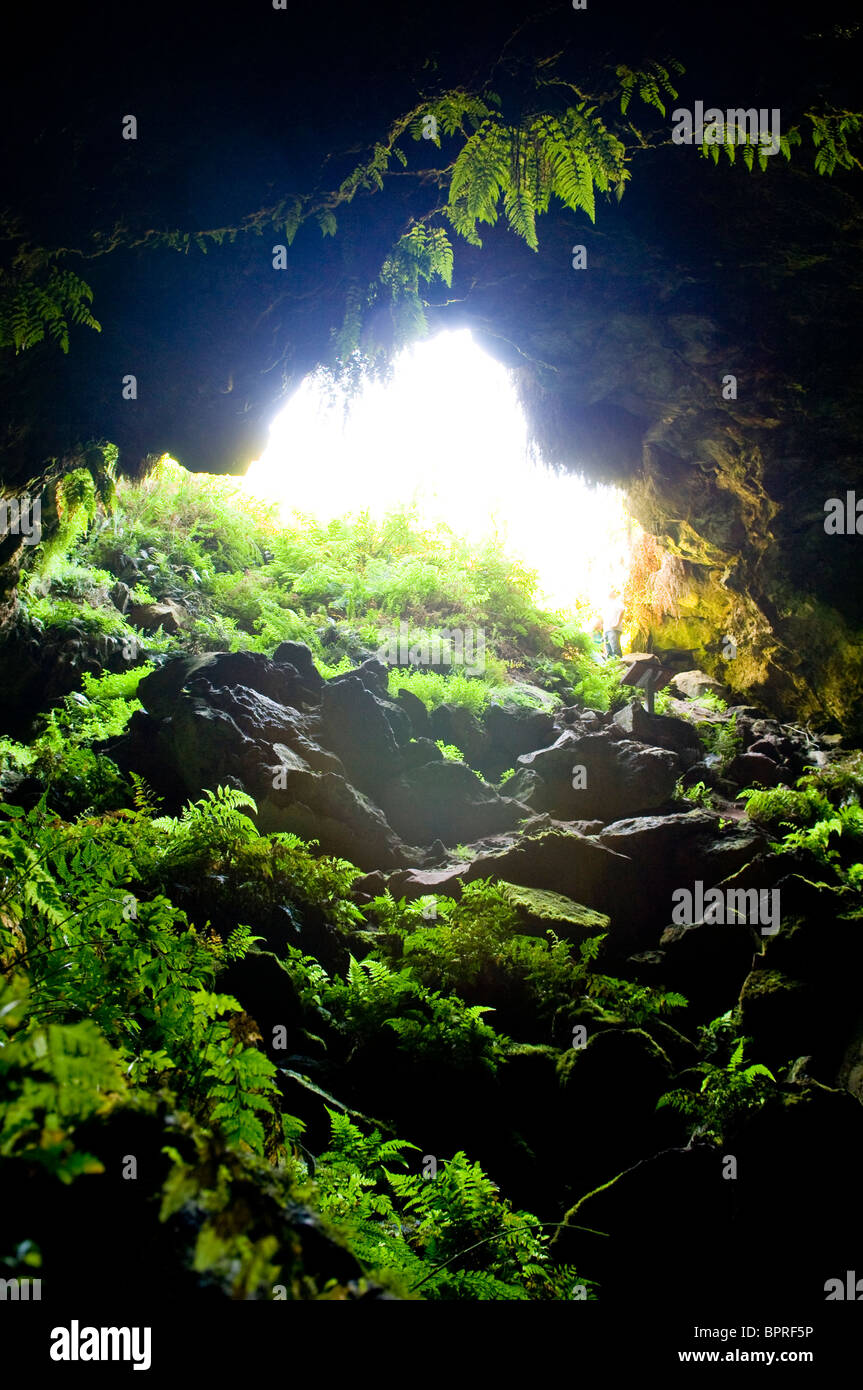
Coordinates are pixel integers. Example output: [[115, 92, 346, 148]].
[[244, 328, 635, 624]]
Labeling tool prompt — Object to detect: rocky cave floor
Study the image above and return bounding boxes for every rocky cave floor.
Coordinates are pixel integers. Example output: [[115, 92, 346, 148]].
[[22, 638, 850, 1303]]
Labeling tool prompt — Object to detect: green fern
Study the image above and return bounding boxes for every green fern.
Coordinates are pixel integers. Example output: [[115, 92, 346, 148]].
[[807, 109, 863, 175], [153, 786, 259, 862], [699, 121, 800, 172], [0, 1001, 125, 1182], [130, 771, 163, 817], [408, 92, 492, 144], [222, 924, 264, 962], [311, 1111, 580, 1299], [0, 803, 67, 930], [657, 1037, 776, 1143], [587, 976, 688, 1026], [188, 989, 283, 1155], [0, 264, 101, 355], [444, 105, 625, 251], [206, 1043, 279, 1153], [616, 59, 684, 117], [377, 222, 455, 344]]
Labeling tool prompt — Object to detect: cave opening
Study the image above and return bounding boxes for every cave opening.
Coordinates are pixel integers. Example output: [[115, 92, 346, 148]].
[[244, 326, 635, 621]]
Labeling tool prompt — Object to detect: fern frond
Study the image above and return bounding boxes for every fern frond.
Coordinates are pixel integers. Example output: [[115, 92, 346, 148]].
[[129, 771, 162, 817]]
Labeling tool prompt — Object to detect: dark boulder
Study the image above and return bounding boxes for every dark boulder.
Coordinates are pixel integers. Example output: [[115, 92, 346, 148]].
[[613, 699, 703, 767], [670, 669, 729, 701], [271, 640, 324, 693], [256, 762, 413, 870], [429, 702, 490, 766], [725, 751, 786, 788], [598, 810, 766, 942], [484, 701, 557, 761], [128, 598, 189, 634], [518, 728, 680, 821], [738, 875, 863, 1082], [328, 656, 390, 699], [138, 651, 312, 718], [394, 686, 431, 738], [400, 737, 444, 770], [499, 882, 610, 943], [386, 828, 639, 941], [118, 672, 415, 868], [553, 1087, 863, 1304], [498, 766, 544, 807], [190, 682, 342, 772], [218, 950, 304, 1061], [380, 760, 530, 846], [658, 919, 758, 1020], [557, 1028, 674, 1190], [109, 580, 131, 613], [320, 675, 405, 795]]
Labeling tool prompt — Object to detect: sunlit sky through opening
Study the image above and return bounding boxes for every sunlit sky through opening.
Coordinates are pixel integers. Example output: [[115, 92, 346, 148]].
[[244, 329, 632, 615]]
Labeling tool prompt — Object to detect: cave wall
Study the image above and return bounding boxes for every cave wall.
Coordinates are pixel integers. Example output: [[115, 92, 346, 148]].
[[439, 157, 863, 732]]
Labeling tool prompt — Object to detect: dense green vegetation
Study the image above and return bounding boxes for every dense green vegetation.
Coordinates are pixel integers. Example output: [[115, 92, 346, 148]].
[[740, 762, 863, 888], [0, 451, 634, 827], [3, 779, 659, 1298], [5, 455, 861, 1300], [15, 452, 629, 728], [0, 784, 560, 1296], [0, 455, 637, 1298], [8, 757, 825, 1297]]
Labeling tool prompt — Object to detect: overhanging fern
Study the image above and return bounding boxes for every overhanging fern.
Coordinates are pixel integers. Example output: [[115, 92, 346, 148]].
[[0, 263, 100, 354], [445, 103, 626, 250]]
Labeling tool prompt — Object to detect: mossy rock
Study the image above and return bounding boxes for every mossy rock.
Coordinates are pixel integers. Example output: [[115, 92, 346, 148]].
[[739, 967, 804, 1010], [550, 996, 624, 1050], [499, 1041, 562, 1063], [738, 967, 808, 1064], [557, 1025, 672, 1086], [500, 882, 610, 941]]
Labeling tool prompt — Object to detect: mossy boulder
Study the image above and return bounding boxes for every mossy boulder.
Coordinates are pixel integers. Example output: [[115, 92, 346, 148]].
[[499, 882, 610, 943], [738, 967, 808, 1066]]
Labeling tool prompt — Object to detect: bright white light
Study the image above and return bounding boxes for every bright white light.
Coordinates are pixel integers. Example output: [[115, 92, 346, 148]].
[[244, 329, 631, 613]]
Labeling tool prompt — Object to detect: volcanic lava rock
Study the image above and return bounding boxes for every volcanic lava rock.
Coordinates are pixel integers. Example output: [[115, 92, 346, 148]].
[[379, 759, 530, 846], [518, 728, 680, 821], [612, 700, 703, 766]]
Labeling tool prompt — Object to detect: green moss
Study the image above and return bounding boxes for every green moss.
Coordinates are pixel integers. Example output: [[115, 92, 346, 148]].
[[741, 783, 832, 833], [499, 883, 610, 939]]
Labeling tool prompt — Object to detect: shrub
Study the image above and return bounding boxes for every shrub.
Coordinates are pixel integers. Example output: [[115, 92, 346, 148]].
[[679, 779, 712, 807], [0, 799, 286, 1160], [25, 594, 129, 638], [694, 689, 727, 713], [700, 713, 743, 769], [310, 1110, 586, 1299], [741, 783, 832, 833], [657, 1038, 776, 1144], [435, 740, 465, 762], [387, 668, 493, 714]]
